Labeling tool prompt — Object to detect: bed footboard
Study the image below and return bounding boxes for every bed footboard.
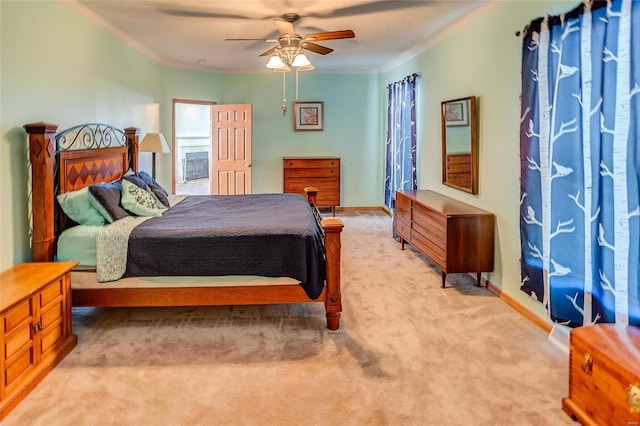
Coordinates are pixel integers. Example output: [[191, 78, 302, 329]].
[[306, 186, 343, 330]]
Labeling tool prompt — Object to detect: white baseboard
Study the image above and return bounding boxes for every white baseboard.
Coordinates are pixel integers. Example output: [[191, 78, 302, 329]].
[[548, 323, 571, 355]]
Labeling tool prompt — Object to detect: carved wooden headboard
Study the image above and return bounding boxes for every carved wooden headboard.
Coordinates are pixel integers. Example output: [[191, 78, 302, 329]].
[[23, 122, 140, 262]]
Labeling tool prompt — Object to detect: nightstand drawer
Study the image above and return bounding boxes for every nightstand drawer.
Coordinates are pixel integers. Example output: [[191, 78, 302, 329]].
[[4, 300, 32, 335], [4, 323, 32, 361], [40, 279, 63, 308]]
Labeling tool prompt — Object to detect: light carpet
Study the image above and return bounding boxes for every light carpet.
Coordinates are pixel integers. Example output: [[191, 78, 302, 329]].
[[4, 211, 574, 426]]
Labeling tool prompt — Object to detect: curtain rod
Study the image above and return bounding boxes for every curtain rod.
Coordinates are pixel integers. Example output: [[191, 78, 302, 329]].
[[387, 73, 420, 89], [515, 0, 609, 37]]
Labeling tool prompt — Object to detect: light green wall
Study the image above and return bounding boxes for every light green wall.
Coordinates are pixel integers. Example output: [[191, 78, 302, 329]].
[[216, 73, 381, 204], [2, 0, 584, 327], [0, 1, 382, 271], [383, 0, 577, 324], [1, 1, 165, 269]]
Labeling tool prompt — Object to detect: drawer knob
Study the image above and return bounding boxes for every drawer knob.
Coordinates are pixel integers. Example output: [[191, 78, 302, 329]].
[[628, 384, 640, 414], [582, 353, 593, 374]]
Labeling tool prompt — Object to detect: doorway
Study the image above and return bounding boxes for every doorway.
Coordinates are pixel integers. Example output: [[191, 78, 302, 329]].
[[173, 100, 253, 195], [173, 100, 215, 195]]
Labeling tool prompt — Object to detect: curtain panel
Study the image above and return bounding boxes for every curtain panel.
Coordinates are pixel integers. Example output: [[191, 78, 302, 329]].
[[519, 0, 639, 326], [384, 74, 418, 211]]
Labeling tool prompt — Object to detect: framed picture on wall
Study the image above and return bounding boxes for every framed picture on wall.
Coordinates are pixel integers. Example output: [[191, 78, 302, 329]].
[[294, 101, 324, 131], [444, 99, 468, 126]]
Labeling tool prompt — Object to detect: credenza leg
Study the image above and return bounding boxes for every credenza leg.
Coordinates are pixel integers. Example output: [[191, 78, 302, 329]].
[[476, 272, 482, 287], [400, 239, 405, 250], [441, 271, 446, 288]]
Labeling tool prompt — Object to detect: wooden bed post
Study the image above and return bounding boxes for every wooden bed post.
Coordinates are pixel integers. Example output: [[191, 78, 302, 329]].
[[306, 185, 344, 329], [304, 186, 319, 205], [24, 122, 58, 262], [321, 218, 343, 330], [124, 127, 140, 172]]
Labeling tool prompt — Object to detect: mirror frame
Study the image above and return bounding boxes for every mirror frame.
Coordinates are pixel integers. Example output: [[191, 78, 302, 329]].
[[441, 96, 478, 194]]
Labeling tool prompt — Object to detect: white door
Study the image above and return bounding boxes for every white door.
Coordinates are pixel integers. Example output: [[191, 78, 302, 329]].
[[211, 104, 252, 195]]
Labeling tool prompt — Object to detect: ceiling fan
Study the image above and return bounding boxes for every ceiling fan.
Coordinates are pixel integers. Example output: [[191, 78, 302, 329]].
[[225, 13, 355, 68]]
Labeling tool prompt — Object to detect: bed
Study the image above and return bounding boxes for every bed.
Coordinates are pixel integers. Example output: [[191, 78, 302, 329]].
[[24, 122, 344, 330]]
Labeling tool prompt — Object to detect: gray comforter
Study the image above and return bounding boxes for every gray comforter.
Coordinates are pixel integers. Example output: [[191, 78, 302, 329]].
[[125, 193, 326, 299]]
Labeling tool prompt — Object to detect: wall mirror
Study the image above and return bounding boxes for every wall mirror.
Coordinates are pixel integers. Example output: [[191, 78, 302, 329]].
[[441, 96, 477, 194]]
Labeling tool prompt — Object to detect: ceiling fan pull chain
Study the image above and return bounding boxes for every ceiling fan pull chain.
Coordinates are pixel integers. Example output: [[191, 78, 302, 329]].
[[282, 71, 287, 116], [296, 67, 299, 101]]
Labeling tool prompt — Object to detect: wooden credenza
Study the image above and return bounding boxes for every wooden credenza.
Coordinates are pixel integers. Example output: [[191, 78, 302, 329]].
[[395, 190, 494, 288], [283, 157, 340, 215], [0, 262, 78, 420]]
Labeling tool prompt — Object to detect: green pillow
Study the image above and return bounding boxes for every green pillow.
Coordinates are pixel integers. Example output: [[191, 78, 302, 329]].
[[56, 187, 107, 226], [121, 179, 167, 217]]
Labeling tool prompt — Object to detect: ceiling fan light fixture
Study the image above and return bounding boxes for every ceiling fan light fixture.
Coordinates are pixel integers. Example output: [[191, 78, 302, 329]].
[[298, 64, 315, 72], [266, 55, 285, 69], [292, 53, 311, 67]]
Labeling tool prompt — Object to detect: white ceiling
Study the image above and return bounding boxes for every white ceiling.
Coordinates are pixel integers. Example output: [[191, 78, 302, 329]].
[[66, 0, 494, 74]]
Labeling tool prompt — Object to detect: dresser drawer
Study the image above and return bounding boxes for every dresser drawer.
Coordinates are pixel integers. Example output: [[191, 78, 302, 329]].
[[4, 345, 34, 390], [284, 158, 339, 169], [412, 204, 446, 243], [4, 300, 32, 335], [40, 320, 63, 356], [396, 219, 411, 241], [395, 207, 410, 224], [395, 193, 411, 211], [4, 323, 32, 361], [40, 300, 63, 331], [411, 228, 446, 267], [39, 279, 63, 308], [284, 167, 339, 178]]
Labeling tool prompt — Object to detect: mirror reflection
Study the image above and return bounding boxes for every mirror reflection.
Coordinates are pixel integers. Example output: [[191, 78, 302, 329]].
[[441, 96, 477, 194]]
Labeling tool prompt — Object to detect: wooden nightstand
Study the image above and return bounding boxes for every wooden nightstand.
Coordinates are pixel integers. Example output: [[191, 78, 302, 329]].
[[0, 262, 78, 420]]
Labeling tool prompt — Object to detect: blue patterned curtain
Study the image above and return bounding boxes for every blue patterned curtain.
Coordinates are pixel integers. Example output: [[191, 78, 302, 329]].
[[520, 0, 639, 327], [384, 74, 418, 211]]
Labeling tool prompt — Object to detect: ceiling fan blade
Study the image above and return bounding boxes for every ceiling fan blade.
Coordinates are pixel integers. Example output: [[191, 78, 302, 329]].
[[259, 46, 279, 57], [161, 8, 255, 20], [307, 1, 422, 19], [305, 30, 355, 41], [225, 38, 278, 42], [276, 20, 296, 36], [302, 42, 334, 55]]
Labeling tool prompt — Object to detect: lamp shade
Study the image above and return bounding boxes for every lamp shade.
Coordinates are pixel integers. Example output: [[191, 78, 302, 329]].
[[266, 55, 285, 69], [139, 133, 170, 154], [292, 53, 311, 67]]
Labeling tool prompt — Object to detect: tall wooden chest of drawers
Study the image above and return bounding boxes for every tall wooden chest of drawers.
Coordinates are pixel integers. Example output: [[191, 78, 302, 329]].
[[445, 153, 472, 189], [562, 324, 640, 425], [394, 190, 494, 288], [0, 262, 78, 420], [283, 157, 340, 215]]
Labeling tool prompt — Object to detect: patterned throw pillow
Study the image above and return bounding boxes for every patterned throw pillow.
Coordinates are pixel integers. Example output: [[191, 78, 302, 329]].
[[136, 171, 170, 207], [120, 179, 167, 217]]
